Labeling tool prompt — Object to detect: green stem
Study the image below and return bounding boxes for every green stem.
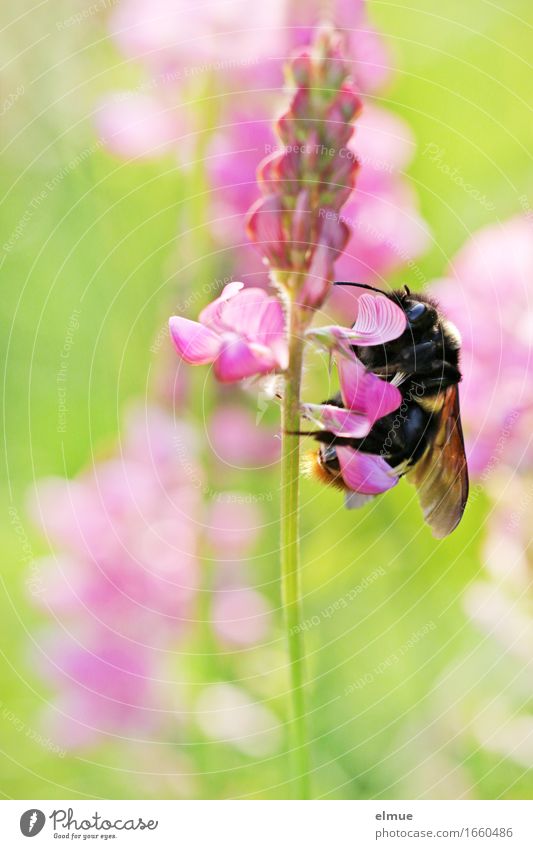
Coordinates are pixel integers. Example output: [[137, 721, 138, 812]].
[[280, 296, 311, 800]]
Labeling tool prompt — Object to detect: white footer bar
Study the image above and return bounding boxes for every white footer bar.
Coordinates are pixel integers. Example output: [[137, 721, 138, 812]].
[[2, 800, 532, 848]]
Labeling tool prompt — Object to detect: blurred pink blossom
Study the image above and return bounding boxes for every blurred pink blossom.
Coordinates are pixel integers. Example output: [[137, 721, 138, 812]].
[[206, 496, 263, 557], [354, 103, 416, 173], [109, 0, 390, 94], [287, 0, 393, 93], [110, 0, 286, 71], [328, 105, 431, 318], [431, 217, 533, 477], [28, 396, 279, 752], [208, 405, 280, 467], [40, 631, 166, 748], [212, 587, 273, 646], [28, 403, 203, 747], [123, 402, 200, 485], [206, 109, 276, 242], [334, 182, 430, 280], [482, 472, 533, 591], [95, 93, 181, 159], [434, 469, 533, 772]]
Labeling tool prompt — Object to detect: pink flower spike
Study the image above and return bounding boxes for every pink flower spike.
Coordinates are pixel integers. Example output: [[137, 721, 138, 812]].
[[336, 446, 398, 494], [338, 357, 402, 423], [168, 317, 220, 364], [352, 293, 407, 345], [302, 403, 372, 438]]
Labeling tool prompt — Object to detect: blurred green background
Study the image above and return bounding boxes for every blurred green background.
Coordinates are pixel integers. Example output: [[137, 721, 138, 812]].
[[1, 0, 532, 799]]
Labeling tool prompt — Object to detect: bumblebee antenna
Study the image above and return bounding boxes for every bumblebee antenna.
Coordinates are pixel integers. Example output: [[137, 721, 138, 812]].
[[334, 280, 404, 306], [334, 281, 386, 295]]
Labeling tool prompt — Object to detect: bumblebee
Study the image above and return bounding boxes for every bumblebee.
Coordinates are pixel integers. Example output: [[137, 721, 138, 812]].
[[310, 282, 469, 538]]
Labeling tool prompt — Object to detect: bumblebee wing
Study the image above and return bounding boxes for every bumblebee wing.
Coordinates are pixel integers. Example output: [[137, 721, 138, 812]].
[[406, 385, 469, 538]]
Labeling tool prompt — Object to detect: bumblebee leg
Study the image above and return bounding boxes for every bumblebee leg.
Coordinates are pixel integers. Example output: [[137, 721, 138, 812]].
[[284, 430, 323, 437]]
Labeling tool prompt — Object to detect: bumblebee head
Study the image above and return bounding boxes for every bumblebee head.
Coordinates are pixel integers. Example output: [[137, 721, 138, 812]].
[[404, 298, 438, 331], [397, 287, 439, 334]]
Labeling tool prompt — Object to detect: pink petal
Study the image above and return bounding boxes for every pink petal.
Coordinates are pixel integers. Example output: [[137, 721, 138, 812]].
[[168, 316, 220, 364], [336, 447, 398, 494], [255, 299, 288, 369], [302, 404, 372, 438], [363, 373, 403, 422], [218, 288, 270, 335], [206, 499, 262, 556], [352, 293, 407, 345], [221, 293, 287, 369], [337, 357, 402, 422], [336, 355, 366, 406], [214, 337, 275, 383], [213, 288, 288, 369], [199, 281, 244, 329], [334, 186, 432, 292]]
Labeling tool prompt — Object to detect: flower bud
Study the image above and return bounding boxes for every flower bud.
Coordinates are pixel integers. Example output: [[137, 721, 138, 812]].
[[296, 215, 350, 310], [291, 189, 313, 245], [291, 51, 312, 87], [246, 195, 291, 269]]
